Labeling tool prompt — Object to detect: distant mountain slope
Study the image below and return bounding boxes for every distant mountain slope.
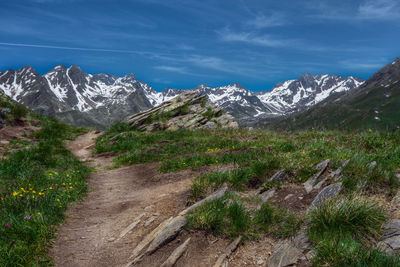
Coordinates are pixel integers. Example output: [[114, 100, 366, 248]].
[[269, 57, 400, 131], [0, 65, 363, 128]]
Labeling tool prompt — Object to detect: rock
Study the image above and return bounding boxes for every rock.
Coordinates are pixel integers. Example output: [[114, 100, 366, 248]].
[[0, 140, 9, 145], [269, 170, 286, 182], [382, 219, 400, 239], [203, 121, 217, 129], [382, 235, 400, 251], [126, 91, 238, 132], [310, 183, 342, 208], [144, 216, 156, 227], [284, 194, 293, 200], [268, 241, 303, 267], [1, 108, 10, 116], [304, 159, 330, 193], [269, 228, 310, 267], [367, 161, 377, 169], [256, 259, 264, 265], [334, 159, 350, 177], [227, 121, 239, 128], [259, 189, 276, 204], [160, 237, 191, 267]]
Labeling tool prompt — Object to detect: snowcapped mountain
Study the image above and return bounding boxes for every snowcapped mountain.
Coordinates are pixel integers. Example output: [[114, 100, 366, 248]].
[[256, 73, 364, 114], [163, 75, 363, 123], [0, 65, 364, 128], [0, 65, 155, 128]]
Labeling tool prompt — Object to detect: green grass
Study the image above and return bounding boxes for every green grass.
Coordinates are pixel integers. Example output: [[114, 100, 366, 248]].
[[0, 117, 90, 266], [186, 193, 250, 238], [186, 192, 303, 239], [307, 195, 392, 266], [255, 202, 303, 238], [190, 158, 281, 200], [95, 126, 399, 194]]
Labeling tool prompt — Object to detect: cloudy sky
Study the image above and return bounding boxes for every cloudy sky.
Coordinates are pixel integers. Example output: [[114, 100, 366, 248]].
[[0, 0, 399, 91]]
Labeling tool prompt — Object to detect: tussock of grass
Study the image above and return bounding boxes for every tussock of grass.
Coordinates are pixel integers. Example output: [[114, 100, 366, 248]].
[[186, 193, 250, 238], [187, 192, 302, 239], [0, 117, 90, 266], [312, 238, 400, 267], [255, 202, 303, 238], [308, 195, 390, 266]]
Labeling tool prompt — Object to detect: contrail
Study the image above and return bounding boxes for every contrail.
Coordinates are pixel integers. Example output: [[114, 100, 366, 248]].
[[0, 41, 151, 55]]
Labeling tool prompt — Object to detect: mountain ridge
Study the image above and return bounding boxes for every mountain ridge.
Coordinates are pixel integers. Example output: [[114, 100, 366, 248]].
[[0, 65, 363, 128]]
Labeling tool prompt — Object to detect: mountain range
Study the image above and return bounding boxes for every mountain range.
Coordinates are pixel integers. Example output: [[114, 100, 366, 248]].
[[0, 64, 364, 128], [269, 57, 400, 131]]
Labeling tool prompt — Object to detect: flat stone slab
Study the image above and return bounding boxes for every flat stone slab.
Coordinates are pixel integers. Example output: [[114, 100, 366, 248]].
[[310, 183, 342, 208], [268, 241, 303, 267], [382, 219, 400, 239]]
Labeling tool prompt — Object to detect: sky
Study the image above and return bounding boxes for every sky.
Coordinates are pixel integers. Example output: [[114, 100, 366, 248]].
[[0, 0, 399, 92]]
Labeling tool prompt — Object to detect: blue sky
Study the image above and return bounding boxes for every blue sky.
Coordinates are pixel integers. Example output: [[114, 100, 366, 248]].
[[0, 0, 399, 91]]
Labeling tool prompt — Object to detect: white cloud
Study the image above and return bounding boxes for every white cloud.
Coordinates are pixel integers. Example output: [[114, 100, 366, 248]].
[[247, 14, 285, 29], [216, 28, 285, 47], [340, 59, 386, 70], [358, 0, 400, 19], [154, 65, 187, 74]]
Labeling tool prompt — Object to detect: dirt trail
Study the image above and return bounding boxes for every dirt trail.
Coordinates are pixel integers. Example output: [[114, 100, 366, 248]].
[[50, 132, 274, 267]]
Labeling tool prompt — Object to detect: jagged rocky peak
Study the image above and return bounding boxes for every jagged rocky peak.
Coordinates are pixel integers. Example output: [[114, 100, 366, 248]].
[[125, 90, 238, 132]]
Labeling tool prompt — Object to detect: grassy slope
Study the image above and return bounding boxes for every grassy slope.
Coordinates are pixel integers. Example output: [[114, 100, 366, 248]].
[[269, 83, 400, 131], [96, 123, 400, 265], [0, 98, 90, 266]]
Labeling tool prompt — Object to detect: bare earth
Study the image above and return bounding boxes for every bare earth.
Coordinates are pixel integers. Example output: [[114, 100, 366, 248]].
[[50, 132, 274, 267]]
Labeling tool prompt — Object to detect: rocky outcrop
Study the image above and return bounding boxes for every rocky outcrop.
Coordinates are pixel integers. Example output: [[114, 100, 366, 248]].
[[125, 91, 239, 132]]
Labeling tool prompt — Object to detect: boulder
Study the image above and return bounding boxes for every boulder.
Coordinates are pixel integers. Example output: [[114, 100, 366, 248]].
[[125, 91, 238, 132]]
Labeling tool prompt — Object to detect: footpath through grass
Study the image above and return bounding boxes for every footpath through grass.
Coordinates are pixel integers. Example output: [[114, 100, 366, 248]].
[[0, 117, 90, 266], [95, 122, 400, 266]]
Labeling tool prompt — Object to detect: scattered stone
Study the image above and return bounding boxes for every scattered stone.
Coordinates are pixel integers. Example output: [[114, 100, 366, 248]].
[[213, 236, 242, 267], [256, 189, 276, 209], [256, 259, 264, 265], [144, 216, 156, 227], [204, 121, 217, 129], [160, 237, 191, 267], [0, 140, 9, 145], [310, 183, 342, 208], [127, 185, 228, 266], [334, 159, 350, 177], [284, 194, 294, 200], [380, 219, 400, 253], [304, 159, 330, 193], [269, 228, 310, 267], [382, 219, 400, 239], [268, 241, 303, 267], [108, 237, 116, 242], [269, 169, 286, 182], [117, 213, 145, 241]]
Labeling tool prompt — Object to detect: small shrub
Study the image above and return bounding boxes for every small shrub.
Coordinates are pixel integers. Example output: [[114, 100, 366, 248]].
[[11, 104, 28, 119]]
